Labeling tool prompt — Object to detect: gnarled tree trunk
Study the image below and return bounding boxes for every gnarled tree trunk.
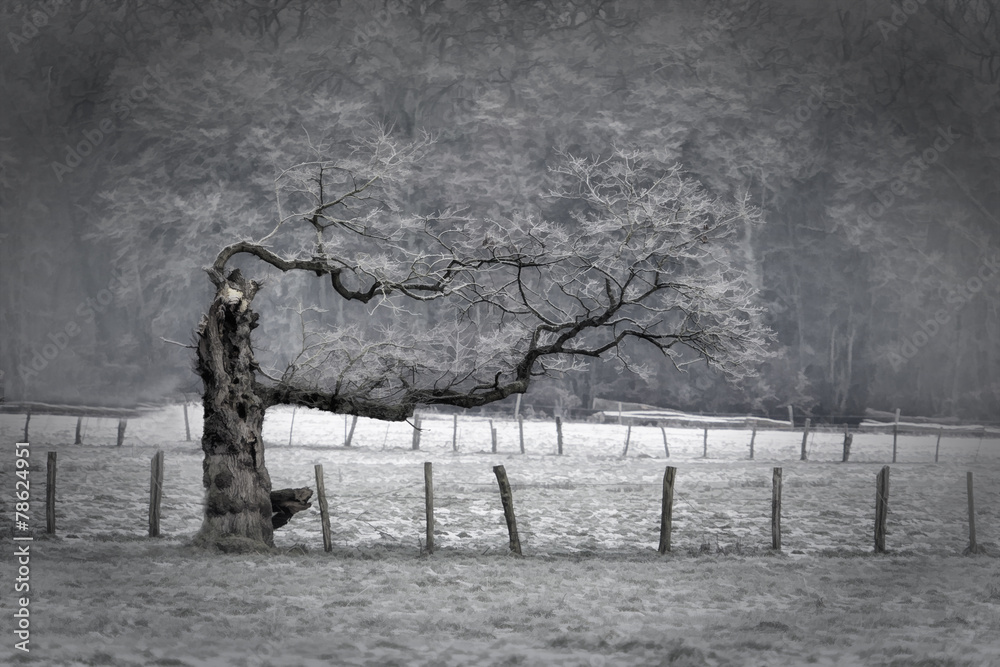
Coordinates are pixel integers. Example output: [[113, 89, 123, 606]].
[[193, 269, 275, 549]]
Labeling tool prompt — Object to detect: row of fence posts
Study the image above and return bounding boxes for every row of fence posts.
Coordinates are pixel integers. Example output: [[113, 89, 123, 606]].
[[405, 413, 965, 463], [36, 450, 988, 556], [18, 401, 200, 447], [41, 450, 165, 537], [477, 463, 987, 556], [422, 463, 988, 556], [199, 403, 959, 464], [22, 405, 979, 462], [22, 411, 131, 447], [419, 396, 537, 456]]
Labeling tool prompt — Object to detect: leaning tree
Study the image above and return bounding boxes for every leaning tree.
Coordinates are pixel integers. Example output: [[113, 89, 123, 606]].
[[193, 129, 767, 550]]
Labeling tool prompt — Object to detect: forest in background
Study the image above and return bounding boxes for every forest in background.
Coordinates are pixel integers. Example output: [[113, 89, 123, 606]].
[[1, 0, 998, 421]]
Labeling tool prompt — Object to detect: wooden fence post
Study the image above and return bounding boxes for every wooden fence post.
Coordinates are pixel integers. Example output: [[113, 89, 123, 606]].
[[314, 464, 332, 553], [411, 414, 422, 450], [749, 421, 757, 460], [771, 467, 782, 551], [622, 425, 631, 457], [842, 430, 853, 462], [934, 428, 942, 463], [452, 414, 458, 452], [117, 418, 128, 448], [518, 415, 525, 454], [965, 471, 985, 555], [493, 465, 522, 555], [702, 428, 708, 458], [288, 407, 296, 447], [799, 418, 810, 461], [183, 403, 191, 441], [660, 425, 670, 458], [424, 462, 434, 554], [555, 416, 563, 455], [875, 465, 890, 553], [23, 409, 31, 442], [46, 452, 56, 535], [490, 419, 497, 453], [658, 466, 677, 554], [75, 416, 83, 445], [892, 408, 900, 463], [149, 451, 164, 537], [345, 415, 358, 447]]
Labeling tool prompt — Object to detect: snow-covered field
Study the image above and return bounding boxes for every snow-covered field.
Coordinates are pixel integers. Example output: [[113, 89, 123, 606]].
[[2, 406, 998, 666]]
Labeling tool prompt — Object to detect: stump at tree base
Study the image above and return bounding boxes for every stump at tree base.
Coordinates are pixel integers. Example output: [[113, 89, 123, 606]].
[[270, 487, 313, 529]]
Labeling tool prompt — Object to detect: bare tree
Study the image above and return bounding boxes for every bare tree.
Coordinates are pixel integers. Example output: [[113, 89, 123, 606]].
[[194, 128, 768, 549]]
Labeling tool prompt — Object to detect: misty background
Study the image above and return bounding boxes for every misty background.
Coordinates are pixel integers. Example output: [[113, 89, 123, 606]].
[[1, 0, 998, 422]]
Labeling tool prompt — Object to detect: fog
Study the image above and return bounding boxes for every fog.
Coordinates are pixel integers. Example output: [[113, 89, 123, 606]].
[[1, 0, 997, 422]]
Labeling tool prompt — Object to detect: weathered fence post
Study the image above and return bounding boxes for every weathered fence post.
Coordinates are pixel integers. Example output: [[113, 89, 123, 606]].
[[75, 416, 83, 445], [702, 427, 708, 458], [934, 428, 942, 463], [149, 451, 164, 537], [658, 466, 677, 554], [183, 403, 191, 441], [617, 401, 623, 424], [116, 418, 128, 448], [490, 419, 497, 453], [842, 431, 853, 462], [23, 409, 31, 442], [799, 418, 810, 461], [874, 465, 890, 553], [518, 415, 525, 454], [771, 467, 782, 551], [424, 462, 434, 554], [46, 452, 56, 535], [622, 425, 631, 457], [660, 425, 670, 458], [965, 471, 985, 555], [892, 408, 900, 463], [493, 465, 522, 555], [345, 414, 358, 447], [749, 421, 757, 460], [411, 414, 422, 450], [314, 464, 332, 552], [452, 414, 458, 452], [555, 416, 563, 455]]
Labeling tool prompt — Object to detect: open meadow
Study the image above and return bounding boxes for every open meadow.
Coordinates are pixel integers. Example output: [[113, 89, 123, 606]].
[[2, 407, 999, 666]]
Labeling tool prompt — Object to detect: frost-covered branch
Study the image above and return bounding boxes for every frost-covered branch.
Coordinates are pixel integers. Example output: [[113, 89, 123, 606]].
[[211, 138, 770, 420]]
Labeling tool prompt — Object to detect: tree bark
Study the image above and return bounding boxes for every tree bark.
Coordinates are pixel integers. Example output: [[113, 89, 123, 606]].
[[193, 269, 277, 549]]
